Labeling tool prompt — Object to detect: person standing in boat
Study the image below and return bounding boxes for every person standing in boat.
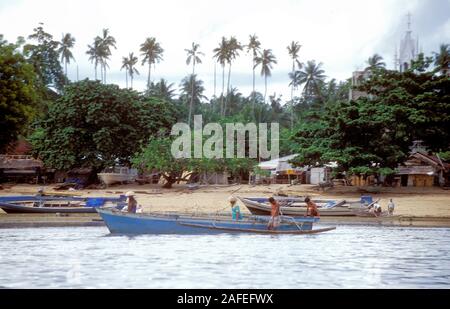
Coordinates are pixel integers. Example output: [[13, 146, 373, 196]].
[[267, 197, 281, 230], [229, 196, 242, 220], [304, 197, 320, 217], [125, 191, 138, 213]]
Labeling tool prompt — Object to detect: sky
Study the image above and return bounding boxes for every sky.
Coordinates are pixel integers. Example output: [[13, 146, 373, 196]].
[[0, 0, 449, 102]]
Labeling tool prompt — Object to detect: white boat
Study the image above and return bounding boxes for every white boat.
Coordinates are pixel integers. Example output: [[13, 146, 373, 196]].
[[238, 197, 357, 217], [98, 167, 138, 186]]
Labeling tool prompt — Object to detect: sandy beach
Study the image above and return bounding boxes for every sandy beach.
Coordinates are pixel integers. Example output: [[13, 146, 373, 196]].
[[1, 183, 449, 228]]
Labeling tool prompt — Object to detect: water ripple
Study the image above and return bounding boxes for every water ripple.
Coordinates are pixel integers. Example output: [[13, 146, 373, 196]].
[[0, 225, 449, 288]]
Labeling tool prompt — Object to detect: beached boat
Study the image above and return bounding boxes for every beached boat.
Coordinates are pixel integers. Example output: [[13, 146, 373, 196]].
[[239, 197, 357, 217], [98, 166, 138, 186], [96, 208, 336, 235], [0, 195, 126, 214]]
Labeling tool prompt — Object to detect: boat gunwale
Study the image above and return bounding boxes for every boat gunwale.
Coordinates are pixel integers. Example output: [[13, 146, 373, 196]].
[[177, 222, 336, 234]]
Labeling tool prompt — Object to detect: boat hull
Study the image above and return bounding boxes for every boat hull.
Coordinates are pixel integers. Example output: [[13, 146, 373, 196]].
[[98, 174, 135, 186], [96, 208, 327, 235], [240, 198, 356, 217], [0, 202, 97, 213], [0, 195, 126, 214]]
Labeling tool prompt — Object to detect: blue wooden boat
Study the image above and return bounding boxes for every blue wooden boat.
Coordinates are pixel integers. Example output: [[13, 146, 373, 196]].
[[0, 195, 126, 214], [96, 208, 336, 235]]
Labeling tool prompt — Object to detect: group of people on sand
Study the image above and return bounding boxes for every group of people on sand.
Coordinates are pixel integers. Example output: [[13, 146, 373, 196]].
[[367, 199, 395, 217], [228, 195, 319, 230]]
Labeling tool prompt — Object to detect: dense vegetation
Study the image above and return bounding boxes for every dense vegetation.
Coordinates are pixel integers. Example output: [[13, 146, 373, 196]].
[[0, 23, 449, 186]]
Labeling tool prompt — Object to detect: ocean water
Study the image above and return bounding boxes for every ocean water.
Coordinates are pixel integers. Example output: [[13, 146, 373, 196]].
[[0, 225, 449, 288]]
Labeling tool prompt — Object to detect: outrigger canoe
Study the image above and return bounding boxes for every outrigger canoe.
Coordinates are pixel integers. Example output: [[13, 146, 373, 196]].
[[0, 195, 126, 214], [239, 197, 357, 217], [96, 208, 336, 235]]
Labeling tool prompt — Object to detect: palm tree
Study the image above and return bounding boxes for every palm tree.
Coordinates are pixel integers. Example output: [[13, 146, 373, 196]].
[[86, 38, 102, 80], [179, 74, 207, 115], [254, 49, 277, 103], [290, 60, 326, 103], [185, 42, 204, 125], [365, 53, 386, 72], [225, 37, 242, 95], [58, 33, 75, 77], [148, 79, 176, 101], [140, 37, 164, 89], [98, 29, 117, 83], [246, 34, 261, 112], [121, 56, 129, 88], [213, 37, 229, 115], [433, 44, 450, 76], [287, 41, 302, 129], [121, 52, 139, 89]]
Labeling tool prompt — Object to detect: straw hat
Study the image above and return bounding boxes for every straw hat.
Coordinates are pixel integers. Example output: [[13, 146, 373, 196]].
[[228, 196, 237, 203], [125, 191, 135, 197]]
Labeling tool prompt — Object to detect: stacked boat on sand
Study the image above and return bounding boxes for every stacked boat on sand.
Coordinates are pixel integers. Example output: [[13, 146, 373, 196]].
[[0, 194, 127, 214], [238, 196, 362, 217]]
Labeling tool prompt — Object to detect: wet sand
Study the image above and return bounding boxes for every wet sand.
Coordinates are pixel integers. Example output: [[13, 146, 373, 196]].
[[1, 183, 449, 228]]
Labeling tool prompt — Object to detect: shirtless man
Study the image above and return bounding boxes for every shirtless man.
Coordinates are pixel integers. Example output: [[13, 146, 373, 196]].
[[267, 197, 281, 230], [304, 196, 320, 217]]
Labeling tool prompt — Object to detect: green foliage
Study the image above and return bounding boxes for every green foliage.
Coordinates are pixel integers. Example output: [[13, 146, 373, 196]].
[[133, 133, 256, 188], [291, 67, 450, 175], [0, 40, 38, 152], [23, 23, 67, 92], [30, 80, 177, 170]]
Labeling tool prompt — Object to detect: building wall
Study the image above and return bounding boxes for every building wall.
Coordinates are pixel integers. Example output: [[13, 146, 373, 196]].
[[407, 175, 434, 187]]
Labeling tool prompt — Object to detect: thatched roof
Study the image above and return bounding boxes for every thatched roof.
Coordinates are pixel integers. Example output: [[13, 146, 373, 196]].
[[0, 155, 43, 169]]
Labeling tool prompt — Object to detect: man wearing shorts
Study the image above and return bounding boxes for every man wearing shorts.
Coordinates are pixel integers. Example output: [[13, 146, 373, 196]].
[[267, 197, 281, 230]]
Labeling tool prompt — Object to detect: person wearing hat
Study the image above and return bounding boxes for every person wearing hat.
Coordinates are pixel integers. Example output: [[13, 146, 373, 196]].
[[125, 191, 137, 213], [228, 196, 242, 220]]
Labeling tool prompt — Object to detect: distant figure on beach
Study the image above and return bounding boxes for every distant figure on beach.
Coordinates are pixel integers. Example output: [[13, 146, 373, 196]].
[[387, 199, 395, 215], [125, 191, 137, 213], [267, 197, 281, 230], [304, 197, 320, 217], [228, 196, 242, 220], [373, 202, 382, 216]]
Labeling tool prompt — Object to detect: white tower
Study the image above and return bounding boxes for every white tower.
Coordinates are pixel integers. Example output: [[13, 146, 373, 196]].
[[398, 13, 418, 72]]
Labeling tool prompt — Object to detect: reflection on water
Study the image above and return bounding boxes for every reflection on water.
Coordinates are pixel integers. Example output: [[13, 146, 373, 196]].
[[0, 225, 449, 288]]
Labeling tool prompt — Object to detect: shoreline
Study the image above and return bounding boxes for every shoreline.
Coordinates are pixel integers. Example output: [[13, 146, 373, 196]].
[[1, 183, 449, 229], [1, 213, 450, 229]]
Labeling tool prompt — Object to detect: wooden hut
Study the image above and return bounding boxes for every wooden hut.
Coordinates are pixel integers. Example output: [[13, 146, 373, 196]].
[[0, 155, 43, 183], [396, 152, 449, 187]]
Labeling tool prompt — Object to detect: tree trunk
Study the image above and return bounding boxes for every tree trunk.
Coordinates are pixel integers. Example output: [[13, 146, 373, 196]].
[[147, 62, 152, 89], [221, 64, 225, 116], [252, 59, 256, 121], [213, 62, 216, 98], [290, 60, 295, 130], [225, 63, 231, 116], [264, 75, 267, 103], [188, 64, 195, 126], [162, 175, 175, 189]]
